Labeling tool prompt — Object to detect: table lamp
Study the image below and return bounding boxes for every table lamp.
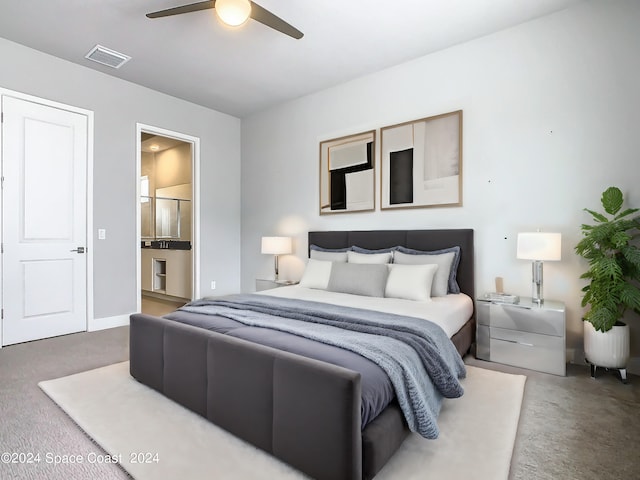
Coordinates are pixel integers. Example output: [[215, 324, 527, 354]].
[[261, 236, 292, 281], [516, 232, 561, 304]]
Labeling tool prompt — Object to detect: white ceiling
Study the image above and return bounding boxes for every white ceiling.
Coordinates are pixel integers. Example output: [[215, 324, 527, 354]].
[[0, 0, 583, 118], [141, 134, 187, 153]]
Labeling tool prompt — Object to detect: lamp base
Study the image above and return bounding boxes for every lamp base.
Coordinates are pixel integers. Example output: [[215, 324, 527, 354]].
[[531, 260, 544, 305], [274, 255, 280, 282]]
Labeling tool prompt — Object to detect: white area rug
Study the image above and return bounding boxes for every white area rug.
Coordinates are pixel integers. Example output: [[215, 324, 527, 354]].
[[39, 362, 525, 480]]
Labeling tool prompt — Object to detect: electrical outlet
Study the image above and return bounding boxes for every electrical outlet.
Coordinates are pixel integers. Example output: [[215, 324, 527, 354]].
[[98, 228, 106, 240], [211, 281, 216, 290]]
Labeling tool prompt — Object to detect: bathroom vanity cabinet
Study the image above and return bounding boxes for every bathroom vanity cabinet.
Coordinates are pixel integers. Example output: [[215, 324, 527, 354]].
[[141, 248, 192, 299]]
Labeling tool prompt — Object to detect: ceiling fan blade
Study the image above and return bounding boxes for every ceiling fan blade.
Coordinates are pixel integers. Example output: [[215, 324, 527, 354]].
[[146, 0, 216, 19], [249, 1, 303, 39]]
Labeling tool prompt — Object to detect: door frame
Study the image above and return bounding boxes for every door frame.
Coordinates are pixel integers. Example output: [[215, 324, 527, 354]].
[[135, 123, 200, 312], [0, 87, 94, 348]]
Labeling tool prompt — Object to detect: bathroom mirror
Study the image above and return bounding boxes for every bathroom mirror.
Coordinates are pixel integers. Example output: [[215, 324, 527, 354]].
[[140, 196, 153, 239], [155, 197, 180, 239]]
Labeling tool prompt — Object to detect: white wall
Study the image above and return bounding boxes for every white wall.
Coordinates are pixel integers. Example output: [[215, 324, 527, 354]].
[[241, 0, 640, 371], [154, 143, 192, 189], [0, 37, 241, 325]]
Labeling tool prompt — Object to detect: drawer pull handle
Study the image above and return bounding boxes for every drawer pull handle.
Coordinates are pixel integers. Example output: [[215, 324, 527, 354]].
[[500, 303, 532, 310], [503, 338, 534, 347]]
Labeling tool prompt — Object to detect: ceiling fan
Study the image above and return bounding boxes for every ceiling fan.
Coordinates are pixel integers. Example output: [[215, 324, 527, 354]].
[[146, 0, 304, 39]]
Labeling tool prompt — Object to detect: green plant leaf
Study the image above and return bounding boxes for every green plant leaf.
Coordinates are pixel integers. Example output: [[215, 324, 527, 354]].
[[576, 185, 640, 332], [610, 230, 631, 249], [620, 282, 640, 312], [621, 245, 640, 269], [601, 186, 623, 216], [615, 207, 639, 220], [584, 208, 608, 223], [617, 219, 639, 232], [585, 306, 617, 331], [586, 222, 617, 247], [595, 256, 622, 279]]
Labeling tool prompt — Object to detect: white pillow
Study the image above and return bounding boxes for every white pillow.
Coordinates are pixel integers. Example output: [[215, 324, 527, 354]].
[[393, 250, 455, 297], [385, 264, 438, 301], [299, 259, 333, 290], [347, 250, 392, 264]]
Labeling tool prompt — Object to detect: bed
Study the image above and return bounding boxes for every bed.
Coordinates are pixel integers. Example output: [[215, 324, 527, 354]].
[[129, 229, 475, 480]]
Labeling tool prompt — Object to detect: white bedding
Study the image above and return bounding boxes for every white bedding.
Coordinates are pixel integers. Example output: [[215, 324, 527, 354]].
[[257, 285, 473, 338]]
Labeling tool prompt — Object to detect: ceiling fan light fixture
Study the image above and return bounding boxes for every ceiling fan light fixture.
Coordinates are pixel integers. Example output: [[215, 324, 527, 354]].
[[215, 0, 252, 27]]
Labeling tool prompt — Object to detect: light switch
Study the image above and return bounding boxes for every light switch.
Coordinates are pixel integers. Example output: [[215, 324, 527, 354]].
[[98, 229, 106, 240]]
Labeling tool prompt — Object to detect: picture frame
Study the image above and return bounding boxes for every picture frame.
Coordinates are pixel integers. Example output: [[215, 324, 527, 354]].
[[380, 110, 462, 210], [319, 130, 376, 215]]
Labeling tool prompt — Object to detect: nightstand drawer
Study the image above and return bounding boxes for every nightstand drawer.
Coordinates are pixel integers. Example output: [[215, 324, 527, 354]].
[[481, 303, 564, 337], [490, 327, 565, 375]]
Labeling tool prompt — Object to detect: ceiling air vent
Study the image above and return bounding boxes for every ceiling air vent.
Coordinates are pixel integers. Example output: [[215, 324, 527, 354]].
[[85, 45, 131, 69]]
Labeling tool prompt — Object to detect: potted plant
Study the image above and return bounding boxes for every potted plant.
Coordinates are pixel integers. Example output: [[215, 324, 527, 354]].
[[575, 186, 640, 382]]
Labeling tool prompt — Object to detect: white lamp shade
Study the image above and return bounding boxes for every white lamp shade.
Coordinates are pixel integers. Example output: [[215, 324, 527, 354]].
[[261, 236, 292, 255], [517, 232, 562, 261], [215, 0, 252, 26]]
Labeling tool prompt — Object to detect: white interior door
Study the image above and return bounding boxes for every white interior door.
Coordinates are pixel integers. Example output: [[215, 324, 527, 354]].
[[1, 95, 88, 345]]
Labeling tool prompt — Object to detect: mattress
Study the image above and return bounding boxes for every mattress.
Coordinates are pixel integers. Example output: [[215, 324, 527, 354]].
[[258, 285, 473, 338], [165, 290, 472, 429]]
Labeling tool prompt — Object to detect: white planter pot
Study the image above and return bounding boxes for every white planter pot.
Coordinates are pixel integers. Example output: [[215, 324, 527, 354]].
[[584, 321, 630, 369]]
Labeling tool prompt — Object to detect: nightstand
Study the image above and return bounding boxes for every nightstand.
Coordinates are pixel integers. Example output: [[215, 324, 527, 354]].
[[476, 297, 566, 376], [255, 279, 298, 292]]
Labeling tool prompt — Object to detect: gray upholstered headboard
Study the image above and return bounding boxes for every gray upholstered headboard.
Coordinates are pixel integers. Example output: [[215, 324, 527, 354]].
[[308, 229, 475, 300]]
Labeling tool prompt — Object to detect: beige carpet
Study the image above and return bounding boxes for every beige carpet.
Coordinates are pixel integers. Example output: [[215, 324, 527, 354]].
[[39, 362, 525, 480]]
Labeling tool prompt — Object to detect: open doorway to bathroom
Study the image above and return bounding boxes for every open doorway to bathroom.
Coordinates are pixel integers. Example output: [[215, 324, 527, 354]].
[[136, 124, 200, 316]]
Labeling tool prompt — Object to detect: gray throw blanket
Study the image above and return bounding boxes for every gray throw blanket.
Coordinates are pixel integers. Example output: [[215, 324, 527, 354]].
[[179, 294, 466, 438]]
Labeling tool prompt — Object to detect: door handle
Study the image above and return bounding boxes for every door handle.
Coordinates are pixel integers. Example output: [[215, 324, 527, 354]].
[[70, 247, 85, 254]]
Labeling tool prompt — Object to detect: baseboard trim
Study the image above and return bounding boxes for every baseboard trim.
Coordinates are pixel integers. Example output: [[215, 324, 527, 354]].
[[88, 313, 131, 332], [627, 356, 640, 376], [566, 348, 577, 365], [142, 291, 189, 303]]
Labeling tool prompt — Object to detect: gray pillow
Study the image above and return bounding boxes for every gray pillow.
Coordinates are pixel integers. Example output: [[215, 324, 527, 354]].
[[327, 262, 389, 297], [352, 245, 397, 254], [393, 250, 455, 297], [310, 249, 348, 262], [310, 244, 351, 252], [395, 245, 461, 294]]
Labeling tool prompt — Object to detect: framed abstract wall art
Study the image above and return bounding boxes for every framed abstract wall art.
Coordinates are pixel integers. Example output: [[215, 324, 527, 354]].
[[380, 110, 462, 210], [319, 130, 376, 215]]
